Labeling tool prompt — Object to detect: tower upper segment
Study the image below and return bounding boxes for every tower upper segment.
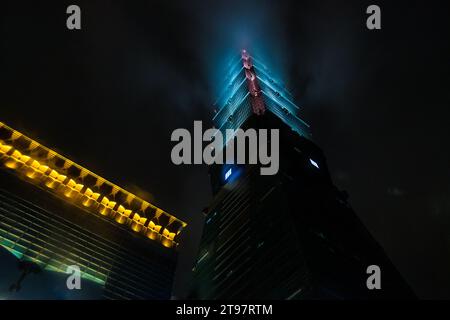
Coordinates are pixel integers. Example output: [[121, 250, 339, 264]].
[[213, 50, 311, 139]]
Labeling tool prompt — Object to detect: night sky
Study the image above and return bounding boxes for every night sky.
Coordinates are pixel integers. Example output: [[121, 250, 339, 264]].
[[1, 0, 450, 299]]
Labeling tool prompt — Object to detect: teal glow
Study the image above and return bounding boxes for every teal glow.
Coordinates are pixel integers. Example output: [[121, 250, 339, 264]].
[[216, 92, 250, 132], [213, 77, 246, 121], [0, 243, 106, 286], [4, 247, 24, 260], [212, 51, 311, 140], [215, 66, 244, 104], [257, 76, 299, 112]]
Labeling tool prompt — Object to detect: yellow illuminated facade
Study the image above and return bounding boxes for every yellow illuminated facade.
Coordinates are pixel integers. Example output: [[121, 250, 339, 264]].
[[0, 121, 187, 249]]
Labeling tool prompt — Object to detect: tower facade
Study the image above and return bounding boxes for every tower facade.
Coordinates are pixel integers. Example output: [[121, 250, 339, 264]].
[[190, 50, 415, 299], [0, 121, 187, 299]]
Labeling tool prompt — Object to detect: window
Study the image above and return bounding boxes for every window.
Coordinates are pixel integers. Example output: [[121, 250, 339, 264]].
[[309, 158, 319, 169], [224, 168, 232, 180]]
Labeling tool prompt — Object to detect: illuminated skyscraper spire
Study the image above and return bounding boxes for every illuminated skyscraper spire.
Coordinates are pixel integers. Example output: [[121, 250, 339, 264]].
[[213, 49, 311, 139], [191, 50, 416, 300]]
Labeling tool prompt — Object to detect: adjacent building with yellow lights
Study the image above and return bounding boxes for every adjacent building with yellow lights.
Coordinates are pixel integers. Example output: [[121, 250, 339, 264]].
[[0, 121, 187, 299]]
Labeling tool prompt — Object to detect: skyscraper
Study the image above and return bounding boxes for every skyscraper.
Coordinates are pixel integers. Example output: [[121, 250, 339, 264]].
[[0, 121, 187, 299], [190, 50, 415, 299]]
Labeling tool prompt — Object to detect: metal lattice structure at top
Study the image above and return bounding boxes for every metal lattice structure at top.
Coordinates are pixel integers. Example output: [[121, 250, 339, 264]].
[[213, 50, 311, 142], [0, 121, 187, 249]]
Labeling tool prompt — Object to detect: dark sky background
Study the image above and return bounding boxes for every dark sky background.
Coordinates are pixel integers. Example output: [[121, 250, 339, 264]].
[[1, 0, 450, 299]]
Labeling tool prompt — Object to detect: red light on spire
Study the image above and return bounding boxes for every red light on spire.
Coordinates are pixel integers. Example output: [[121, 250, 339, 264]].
[[240, 50, 265, 116]]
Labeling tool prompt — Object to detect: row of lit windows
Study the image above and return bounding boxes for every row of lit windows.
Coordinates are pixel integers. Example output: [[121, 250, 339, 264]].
[[0, 122, 186, 249]]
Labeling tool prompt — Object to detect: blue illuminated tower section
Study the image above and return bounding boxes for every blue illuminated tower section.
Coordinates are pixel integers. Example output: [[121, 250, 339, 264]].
[[190, 50, 415, 300], [213, 50, 311, 142]]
